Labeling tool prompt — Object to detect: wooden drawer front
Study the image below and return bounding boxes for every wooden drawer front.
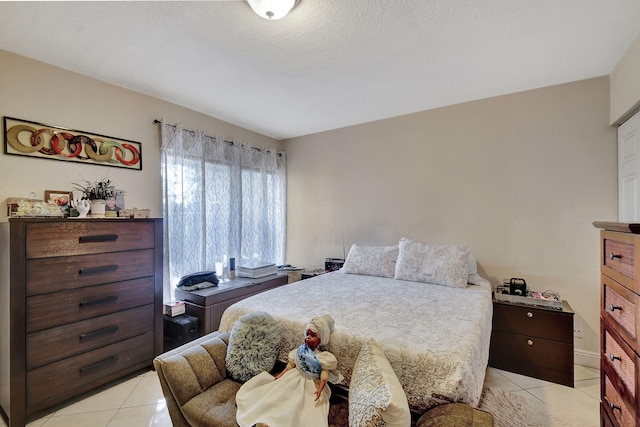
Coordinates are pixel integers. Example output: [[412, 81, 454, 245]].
[[489, 330, 574, 386], [602, 230, 640, 293], [27, 278, 154, 333], [602, 276, 638, 345], [603, 320, 637, 401], [26, 332, 154, 412], [604, 373, 637, 427], [25, 221, 155, 259], [601, 403, 616, 427], [27, 305, 154, 369], [26, 249, 155, 295], [604, 237, 635, 279], [492, 302, 572, 343]]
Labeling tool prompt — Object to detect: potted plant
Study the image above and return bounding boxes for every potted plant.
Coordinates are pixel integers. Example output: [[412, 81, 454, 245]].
[[72, 177, 123, 217]]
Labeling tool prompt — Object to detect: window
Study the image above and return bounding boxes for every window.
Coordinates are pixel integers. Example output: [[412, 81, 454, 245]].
[[160, 122, 286, 301]]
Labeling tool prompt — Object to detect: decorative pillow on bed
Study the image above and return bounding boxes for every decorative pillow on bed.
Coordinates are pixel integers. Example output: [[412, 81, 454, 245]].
[[394, 238, 470, 288], [468, 253, 477, 276], [349, 338, 411, 427], [343, 244, 399, 278], [225, 311, 280, 382]]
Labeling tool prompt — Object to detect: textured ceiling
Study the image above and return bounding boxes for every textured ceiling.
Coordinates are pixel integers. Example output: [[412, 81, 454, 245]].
[[1, 1, 639, 140]]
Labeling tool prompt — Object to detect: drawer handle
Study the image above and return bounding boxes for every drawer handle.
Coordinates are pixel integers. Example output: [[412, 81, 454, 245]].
[[609, 353, 622, 362], [610, 252, 622, 260], [79, 325, 119, 341], [79, 265, 118, 275], [609, 402, 622, 412], [79, 234, 119, 243], [527, 339, 533, 346], [526, 312, 533, 318], [610, 304, 623, 312], [79, 295, 118, 307], [79, 355, 119, 374]]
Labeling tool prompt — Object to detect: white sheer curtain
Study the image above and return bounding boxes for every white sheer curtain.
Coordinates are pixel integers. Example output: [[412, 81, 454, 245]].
[[160, 120, 286, 302]]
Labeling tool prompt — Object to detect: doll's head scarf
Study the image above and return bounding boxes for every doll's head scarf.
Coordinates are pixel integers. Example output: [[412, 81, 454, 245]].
[[306, 314, 335, 347]]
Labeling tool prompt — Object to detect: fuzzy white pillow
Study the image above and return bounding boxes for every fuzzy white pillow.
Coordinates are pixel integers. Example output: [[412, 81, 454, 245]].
[[343, 244, 399, 278], [394, 238, 470, 288], [225, 311, 280, 382]]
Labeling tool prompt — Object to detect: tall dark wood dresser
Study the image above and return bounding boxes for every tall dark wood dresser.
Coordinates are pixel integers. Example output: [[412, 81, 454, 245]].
[[594, 221, 640, 427], [0, 218, 163, 427]]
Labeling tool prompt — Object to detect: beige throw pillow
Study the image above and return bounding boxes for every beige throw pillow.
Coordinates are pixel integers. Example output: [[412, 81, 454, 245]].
[[343, 244, 399, 278], [394, 238, 470, 288], [349, 338, 411, 427]]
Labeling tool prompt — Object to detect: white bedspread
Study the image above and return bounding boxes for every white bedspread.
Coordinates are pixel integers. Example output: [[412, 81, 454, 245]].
[[219, 271, 493, 411]]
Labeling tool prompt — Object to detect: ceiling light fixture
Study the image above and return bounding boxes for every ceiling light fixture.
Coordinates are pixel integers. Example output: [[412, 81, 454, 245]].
[[246, 0, 300, 20]]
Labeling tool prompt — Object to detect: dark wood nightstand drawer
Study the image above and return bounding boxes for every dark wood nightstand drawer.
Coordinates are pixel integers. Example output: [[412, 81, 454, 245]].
[[492, 300, 573, 343], [489, 330, 574, 387]]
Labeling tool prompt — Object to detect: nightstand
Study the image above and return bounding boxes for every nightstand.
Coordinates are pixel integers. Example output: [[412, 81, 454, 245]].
[[301, 269, 327, 280], [489, 299, 574, 387]]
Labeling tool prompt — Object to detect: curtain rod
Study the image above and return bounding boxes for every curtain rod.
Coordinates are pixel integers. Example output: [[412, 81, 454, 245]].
[[153, 119, 282, 156]]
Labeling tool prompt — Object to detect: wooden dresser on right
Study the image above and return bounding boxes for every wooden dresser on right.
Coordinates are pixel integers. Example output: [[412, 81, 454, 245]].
[[595, 221, 640, 427]]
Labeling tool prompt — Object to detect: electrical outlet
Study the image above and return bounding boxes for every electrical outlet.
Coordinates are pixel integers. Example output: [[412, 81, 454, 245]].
[[574, 323, 583, 338]]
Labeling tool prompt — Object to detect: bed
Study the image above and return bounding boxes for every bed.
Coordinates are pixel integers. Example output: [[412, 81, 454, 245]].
[[218, 241, 493, 413]]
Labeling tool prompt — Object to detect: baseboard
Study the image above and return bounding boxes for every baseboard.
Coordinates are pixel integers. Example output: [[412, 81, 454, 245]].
[[575, 348, 600, 370]]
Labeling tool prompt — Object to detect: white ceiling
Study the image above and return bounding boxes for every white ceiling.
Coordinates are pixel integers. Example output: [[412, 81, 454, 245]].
[[1, 1, 639, 140]]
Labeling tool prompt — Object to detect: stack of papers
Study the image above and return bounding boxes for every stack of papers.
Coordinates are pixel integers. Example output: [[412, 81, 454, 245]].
[[237, 260, 277, 278]]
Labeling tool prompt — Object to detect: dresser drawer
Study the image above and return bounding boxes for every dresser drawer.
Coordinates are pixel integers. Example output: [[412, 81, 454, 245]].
[[492, 301, 573, 343], [26, 332, 154, 413], [26, 278, 155, 333], [26, 249, 155, 295], [602, 230, 640, 294], [602, 318, 638, 404], [603, 372, 637, 427], [27, 305, 154, 369], [25, 221, 156, 259], [601, 403, 616, 427], [602, 275, 640, 349]]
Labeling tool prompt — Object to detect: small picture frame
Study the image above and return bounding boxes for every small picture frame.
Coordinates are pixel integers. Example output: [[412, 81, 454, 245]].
[[105, 191, 125, 214], [44, 190, 72, 216]]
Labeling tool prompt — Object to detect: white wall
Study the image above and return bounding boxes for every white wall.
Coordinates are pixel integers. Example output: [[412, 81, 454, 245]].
[[0, 49, 281, 222], [611, 33, 640, 124], [283, 76, 617, 357]]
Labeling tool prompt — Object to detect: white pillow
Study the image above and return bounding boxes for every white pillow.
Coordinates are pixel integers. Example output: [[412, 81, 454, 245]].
[[467, 253, 477, 275], [349, 338, 411, 427], [394, 238, 470, 288], [343, 244, 399, 278]]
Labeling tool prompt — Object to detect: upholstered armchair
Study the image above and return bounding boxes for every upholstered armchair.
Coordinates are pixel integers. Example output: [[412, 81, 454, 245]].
[[153, 331, 241, 427]]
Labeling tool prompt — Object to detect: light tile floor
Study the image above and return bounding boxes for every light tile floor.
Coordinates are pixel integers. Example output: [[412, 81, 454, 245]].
[[0, 364, 599, 427]]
